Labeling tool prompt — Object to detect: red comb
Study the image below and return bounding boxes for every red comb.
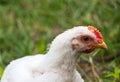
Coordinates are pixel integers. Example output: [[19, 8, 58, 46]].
[[88, 26, 103, 41]]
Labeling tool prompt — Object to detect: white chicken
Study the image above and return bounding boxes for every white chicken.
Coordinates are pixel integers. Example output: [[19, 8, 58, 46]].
[[1, 26, 107, 82]]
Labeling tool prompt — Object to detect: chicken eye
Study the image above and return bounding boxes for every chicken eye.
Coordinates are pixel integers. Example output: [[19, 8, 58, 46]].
[[80, 35, 93, 43], [83, 36, 90, 42]]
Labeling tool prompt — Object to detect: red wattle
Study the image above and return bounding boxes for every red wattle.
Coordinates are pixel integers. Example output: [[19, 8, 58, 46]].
[[82, 48, 95, 53]]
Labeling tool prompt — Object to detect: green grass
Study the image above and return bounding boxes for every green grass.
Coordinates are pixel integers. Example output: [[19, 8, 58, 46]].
[[0, 0, 120, 81]]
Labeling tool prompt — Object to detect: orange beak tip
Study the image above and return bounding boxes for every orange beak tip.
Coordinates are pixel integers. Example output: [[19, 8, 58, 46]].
[[94, 41, 107, 49], [101, 42, 107, 49]]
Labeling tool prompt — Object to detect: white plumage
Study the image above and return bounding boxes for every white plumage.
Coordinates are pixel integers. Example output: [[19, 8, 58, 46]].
[[1, 26, 107, 82]]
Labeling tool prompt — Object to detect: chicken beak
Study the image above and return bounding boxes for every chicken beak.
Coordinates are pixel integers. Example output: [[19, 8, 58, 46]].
[[94, 41, 107, 49]]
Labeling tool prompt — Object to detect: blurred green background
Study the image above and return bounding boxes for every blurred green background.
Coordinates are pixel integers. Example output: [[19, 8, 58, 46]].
[[0, 0, 120, 82]]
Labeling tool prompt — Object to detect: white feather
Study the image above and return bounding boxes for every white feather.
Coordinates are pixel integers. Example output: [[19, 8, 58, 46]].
[[1, 26, 97, 82]]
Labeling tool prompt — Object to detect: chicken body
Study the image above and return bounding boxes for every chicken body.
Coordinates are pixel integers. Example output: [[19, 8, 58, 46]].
[[1, 54, 83, 82], [1, 26, 107, 82]]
